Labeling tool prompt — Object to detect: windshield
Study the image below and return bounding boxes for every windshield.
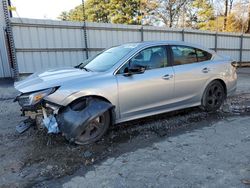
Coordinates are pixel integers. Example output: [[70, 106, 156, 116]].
[[79, 44, 139, 72]]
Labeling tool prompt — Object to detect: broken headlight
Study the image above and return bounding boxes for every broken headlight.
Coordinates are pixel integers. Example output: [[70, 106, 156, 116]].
[[16, 88, 58, 107]]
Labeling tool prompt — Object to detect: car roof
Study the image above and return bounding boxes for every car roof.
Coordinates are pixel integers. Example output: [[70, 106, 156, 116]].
[[124, 41, 215, 54]]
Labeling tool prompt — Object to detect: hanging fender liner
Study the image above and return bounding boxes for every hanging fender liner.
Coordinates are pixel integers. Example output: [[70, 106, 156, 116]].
[[57, 98, 114, 142]]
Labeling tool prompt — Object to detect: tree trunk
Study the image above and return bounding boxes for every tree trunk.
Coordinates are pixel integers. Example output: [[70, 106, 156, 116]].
[[247, 3, 250, 33], [169, 15, 173, 27], [229, 0, 233, 14], [169, 7, 173, 28], [223, 0, 228, 31]]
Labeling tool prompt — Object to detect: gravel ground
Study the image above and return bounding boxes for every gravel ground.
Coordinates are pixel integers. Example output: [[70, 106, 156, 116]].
[[0, 68, 249, 188]]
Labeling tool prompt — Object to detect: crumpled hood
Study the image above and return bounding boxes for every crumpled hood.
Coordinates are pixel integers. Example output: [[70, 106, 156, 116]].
[[14, 67, 97, 93]]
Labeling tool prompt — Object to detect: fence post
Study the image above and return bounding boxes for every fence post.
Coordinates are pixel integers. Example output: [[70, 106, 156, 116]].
[[214, 32, 218, 52], [82, 0, 88, 59], [182, 29, 185, 41], [239, 34, 243, 64], [2, 0, 19, 80], [140, 26, 144, 41]]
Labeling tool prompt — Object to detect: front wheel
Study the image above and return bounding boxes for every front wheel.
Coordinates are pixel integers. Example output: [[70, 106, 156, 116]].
[[201, 81, 226, 112], [74, 110, 110, 145]]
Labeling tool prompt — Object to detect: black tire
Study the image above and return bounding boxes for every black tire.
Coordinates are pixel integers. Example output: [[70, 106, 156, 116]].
[[201, 81, 226, 112], [74, 110, 110, 145]]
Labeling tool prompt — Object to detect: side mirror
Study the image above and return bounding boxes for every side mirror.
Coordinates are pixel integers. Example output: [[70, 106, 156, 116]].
[[123, 64, 146, 76]]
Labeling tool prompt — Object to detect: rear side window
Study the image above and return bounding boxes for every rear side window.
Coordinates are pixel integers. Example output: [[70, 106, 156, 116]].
[[171, 46, 197, 65], [171, 45, 212, 66]]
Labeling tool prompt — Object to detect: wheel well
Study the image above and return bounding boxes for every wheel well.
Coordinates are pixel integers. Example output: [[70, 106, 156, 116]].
[[61, 95, 115, 126], [213, 79, 227, 96], [201, 79, 227, 104], [69, 95, 112, 105]]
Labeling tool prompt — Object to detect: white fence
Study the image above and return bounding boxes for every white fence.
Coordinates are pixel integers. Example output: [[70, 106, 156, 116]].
[[9, 18, 250, 74]]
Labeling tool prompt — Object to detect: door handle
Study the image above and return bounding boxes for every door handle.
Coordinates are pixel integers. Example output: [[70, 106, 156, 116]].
[[202, 67, 211, 73], [162, 74, 173, 80]]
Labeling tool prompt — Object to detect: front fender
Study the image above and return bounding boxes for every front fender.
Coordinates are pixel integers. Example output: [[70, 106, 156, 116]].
[[45, 87, 118, 107], [61, 91, 115, 107]]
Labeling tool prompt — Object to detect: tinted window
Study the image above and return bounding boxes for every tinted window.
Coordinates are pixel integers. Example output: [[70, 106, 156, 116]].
[[171, 46, 212, 66], [196, 49, 212, 62], [171, 46, 197, 65], [118, 46, 168, 74]]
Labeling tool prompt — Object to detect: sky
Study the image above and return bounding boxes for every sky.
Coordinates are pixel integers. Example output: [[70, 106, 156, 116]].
[[11, 0, 81, 20]]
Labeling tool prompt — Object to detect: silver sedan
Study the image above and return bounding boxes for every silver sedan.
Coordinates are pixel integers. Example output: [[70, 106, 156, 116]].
[[14, 41, 237, 145]]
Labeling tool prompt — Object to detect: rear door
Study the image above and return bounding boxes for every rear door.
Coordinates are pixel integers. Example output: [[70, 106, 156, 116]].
[[170, 45, 213, 105]]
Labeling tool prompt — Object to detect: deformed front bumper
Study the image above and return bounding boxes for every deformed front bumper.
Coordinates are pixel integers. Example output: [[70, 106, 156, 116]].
[[15, 96, 113, 142]]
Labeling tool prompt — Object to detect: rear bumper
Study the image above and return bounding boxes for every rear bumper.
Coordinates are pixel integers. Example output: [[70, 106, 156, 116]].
[[226, 68, 237, 97], [227, 86, 237, 97]]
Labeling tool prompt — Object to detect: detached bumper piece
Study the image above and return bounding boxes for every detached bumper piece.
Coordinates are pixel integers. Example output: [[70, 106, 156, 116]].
[[57, 98, 113, 142], [16, 118, 35, 134], [42, 108, 60, 134]]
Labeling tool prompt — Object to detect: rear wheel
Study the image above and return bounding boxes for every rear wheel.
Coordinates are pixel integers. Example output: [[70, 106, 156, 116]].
[[201, 81, 226, 112], [74, 110, 110, 145]]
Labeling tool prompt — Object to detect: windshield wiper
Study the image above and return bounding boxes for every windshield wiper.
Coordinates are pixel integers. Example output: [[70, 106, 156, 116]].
[[74, 63, 93, 72], [74, 63, 82, 69], [81, 67, 92, 72]]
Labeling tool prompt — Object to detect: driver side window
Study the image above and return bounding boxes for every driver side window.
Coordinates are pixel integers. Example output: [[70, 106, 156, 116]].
[[118, 46, 168, 74]]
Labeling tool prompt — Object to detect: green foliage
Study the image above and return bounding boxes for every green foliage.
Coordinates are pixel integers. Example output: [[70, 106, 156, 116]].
[[191, 0, 215, 30], [58, 0, 250, 33], [57, 11, 69, 21], [67, 5, 84, 21], [109, 0, 141, 24], [156, 0, 190, 27], [85, 0, 110, 23], [60, 0, 142, 24]]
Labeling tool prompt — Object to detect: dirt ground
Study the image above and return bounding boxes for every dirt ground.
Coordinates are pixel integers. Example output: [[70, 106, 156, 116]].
[[0, 68, 250, 188]]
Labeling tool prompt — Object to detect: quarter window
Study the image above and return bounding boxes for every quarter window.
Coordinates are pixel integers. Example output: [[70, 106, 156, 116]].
[[196, 49, 212, 62]]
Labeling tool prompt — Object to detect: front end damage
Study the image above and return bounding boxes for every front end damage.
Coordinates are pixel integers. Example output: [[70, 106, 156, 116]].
[[14, 89, 113, 142], [57, 98, 113, 142]]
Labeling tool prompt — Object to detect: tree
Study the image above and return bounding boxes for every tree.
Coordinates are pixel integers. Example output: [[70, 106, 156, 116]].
[[58, 0, 247, 33], [229, 0, 234, 13], [225, 1, 250, 33], [191, 0, 215, 30], [59, 0, 143, 24], [65, 5, 84, 21], [246, 2, 250, 33], [156, 0, 190, 28], [61, 0, 110, 22], [85, 0, 110, 23], [58, 11, 69, 21], [108, 0, 141, 24], [226, 13, 245, 32], [223, 0, 229, 30], [140, 0, 159, 25]]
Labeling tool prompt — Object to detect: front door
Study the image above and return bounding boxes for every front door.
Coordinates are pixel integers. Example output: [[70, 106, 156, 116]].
[[116, 45, 175, 120]]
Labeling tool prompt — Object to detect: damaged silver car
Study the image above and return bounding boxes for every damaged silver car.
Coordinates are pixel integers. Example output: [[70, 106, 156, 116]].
[[14, 41, 237, 145]]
